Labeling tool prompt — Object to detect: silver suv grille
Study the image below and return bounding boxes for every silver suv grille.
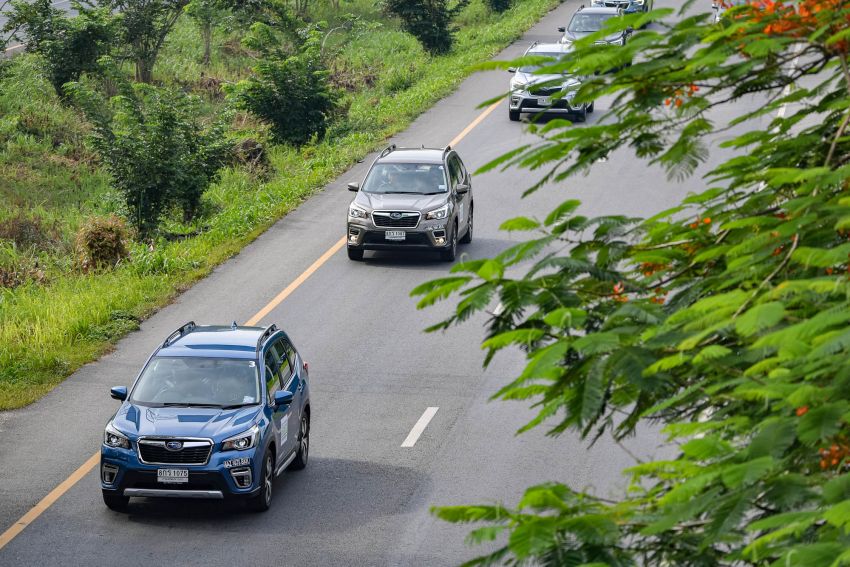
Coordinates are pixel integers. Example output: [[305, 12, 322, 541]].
[[138, 439, 212, 465], [373, 211, 420, 228]]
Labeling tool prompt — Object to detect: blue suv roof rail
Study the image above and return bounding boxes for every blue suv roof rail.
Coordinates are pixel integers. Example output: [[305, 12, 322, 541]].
[[162, 321, 196, 348], [256, 324, 278, 352]]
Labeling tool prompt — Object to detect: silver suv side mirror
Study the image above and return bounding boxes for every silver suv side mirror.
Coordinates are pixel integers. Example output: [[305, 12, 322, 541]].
[[347, 182, 359, 192], [456, 183, 470, 194]]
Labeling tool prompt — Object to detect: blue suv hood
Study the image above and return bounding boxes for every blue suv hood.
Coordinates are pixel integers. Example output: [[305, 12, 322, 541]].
[[112, 402, 262, 441]]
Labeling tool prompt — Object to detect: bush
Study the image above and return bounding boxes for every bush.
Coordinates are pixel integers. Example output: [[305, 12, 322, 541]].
[[485, 0, 511, 12], [1, 0, 115, 97], [66, 79, 231, 235], [233, 29, 336, 145], [381, 0, 469, 55], [75, 215, 129, 270]]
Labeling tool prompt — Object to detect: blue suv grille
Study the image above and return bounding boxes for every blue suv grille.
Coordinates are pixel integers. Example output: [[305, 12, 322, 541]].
[[138, 439, 212, 465]]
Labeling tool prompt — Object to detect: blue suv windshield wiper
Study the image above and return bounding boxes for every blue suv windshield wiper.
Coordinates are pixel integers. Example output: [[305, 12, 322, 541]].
[[220, 403, 259, 410]]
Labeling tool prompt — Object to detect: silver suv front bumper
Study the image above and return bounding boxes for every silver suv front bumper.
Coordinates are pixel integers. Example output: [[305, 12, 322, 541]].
[[509, 92, 584, 115], [347, 216, 453, 251]]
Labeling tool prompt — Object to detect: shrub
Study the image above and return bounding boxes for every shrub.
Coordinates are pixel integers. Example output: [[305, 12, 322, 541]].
[[75, 215, 129, 270], [233, 29, 336, 145], [381, 0, 469, 55], [1, 0, 115, 97], [0, 212, 53, 250], [485, 0, 511, 12], [66, 79, 231, 235]]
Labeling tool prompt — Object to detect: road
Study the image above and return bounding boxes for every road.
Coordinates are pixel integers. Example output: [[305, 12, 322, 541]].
[[0, 1, 768, 565]]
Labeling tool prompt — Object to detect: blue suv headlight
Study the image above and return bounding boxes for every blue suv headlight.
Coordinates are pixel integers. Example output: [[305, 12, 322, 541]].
[[222, 424, 259, 451], [104, 423, 130, 449]]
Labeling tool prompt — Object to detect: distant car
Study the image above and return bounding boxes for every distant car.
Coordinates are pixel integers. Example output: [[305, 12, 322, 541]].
[[346, 145, 473, 262], [101, 322, 310, 512], [712, 0, 746, 22], [591, 0, 652, 14], [508, 42, 594, 122], [558, 6, 631, 46]]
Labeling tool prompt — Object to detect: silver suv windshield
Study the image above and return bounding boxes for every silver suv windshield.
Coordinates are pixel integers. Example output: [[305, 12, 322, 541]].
[[362, 163, 447, 195], [520, 53, 567, 73], [130, 357, 260, 407], [568, 13, 614, 33]]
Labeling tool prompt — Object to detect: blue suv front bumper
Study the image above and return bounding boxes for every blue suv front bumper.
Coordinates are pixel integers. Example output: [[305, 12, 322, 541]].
[[101, 443, 263, 500]]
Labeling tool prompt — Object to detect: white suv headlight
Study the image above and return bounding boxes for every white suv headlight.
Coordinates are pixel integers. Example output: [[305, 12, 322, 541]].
[[349, 205, 368, 219], [104, 423, 130, 449], [425, 204, 449, 220], [222, 425, 259, 451]]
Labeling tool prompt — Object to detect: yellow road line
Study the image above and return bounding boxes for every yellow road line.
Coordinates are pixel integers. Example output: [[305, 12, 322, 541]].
[[449, 99, 502, 147], [0, 452, 100, 549], [245, 236, 346, 326], [0, 90, 503, 553]]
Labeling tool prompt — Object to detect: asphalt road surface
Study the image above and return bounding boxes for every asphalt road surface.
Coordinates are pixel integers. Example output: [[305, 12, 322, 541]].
[[0, 1, 772, 565]]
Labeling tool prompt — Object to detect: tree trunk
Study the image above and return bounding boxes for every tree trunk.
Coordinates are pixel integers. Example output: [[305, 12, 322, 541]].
[[202, 21, 211, 66], [135, 58, 154, 83]]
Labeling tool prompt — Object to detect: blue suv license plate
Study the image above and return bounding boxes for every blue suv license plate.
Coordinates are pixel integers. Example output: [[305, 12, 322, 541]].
[[157, 469, 189, 483]]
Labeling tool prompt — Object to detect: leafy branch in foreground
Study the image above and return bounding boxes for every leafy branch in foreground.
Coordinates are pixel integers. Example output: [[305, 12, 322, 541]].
[[414, 1, 850, 565]]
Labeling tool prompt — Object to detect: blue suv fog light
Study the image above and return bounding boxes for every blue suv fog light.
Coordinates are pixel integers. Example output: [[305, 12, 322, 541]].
[[230, 467, 252, 488], [101, 462, 119, 485]]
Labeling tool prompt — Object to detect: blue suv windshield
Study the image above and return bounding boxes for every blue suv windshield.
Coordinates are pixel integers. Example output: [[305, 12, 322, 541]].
[[130, 357, 260, 407], [362, 163, 447, 195]]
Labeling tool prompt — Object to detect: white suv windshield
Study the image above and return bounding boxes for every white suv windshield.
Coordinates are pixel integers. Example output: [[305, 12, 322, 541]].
[[362, 163, 447, 195], [568, 13, 614, 33], [130, 357, 260, 407], [520, 53, 567, 73]]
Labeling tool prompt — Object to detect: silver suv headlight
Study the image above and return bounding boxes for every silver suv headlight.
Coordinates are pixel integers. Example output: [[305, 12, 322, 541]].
[[222, 424, 259, 451], [349, 205, 368, 219], [425, 204, 449, 220], [104, 423, 130, 449]]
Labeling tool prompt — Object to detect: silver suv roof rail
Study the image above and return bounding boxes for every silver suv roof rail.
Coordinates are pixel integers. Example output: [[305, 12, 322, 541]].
[[256, 324, 278, 352], [379, 144, 397, 158], [162, 321, 196, 348], [443, 145, 452, 157]]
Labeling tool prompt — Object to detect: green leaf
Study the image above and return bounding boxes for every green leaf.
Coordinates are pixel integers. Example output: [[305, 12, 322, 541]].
[[720, 457, 775, 489], [735, 302, 785, 337], [500, 217, 540, 232], [796, 402, 848, 445], [823, 500, 850, 533]]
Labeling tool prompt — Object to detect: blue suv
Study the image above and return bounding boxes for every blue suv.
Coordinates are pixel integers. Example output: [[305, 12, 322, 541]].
[[101, 322, 310, 512]]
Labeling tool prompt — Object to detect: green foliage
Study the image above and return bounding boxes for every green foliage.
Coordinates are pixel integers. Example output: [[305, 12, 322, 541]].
[[1, 0, 115, 97], [233, 28, 336, 145], [414, 2, 850, 565], [66, 78, 230, 235], [381, 0, 469, 55]]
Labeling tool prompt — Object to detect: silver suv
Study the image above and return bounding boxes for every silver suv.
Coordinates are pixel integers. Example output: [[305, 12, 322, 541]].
[[346, 145, 473, 262], [508, 42, 594, 122]]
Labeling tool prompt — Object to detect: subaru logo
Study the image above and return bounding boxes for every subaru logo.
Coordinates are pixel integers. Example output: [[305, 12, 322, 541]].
[[165, 441, 183, 451], [390, 212, 403, 220]]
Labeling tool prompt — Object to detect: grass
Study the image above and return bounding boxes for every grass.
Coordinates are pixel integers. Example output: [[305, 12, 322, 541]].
[[0, 0, 562, 410]]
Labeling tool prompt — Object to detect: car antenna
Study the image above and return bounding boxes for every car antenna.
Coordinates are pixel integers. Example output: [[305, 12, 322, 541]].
[[231, 320, 238, 330]]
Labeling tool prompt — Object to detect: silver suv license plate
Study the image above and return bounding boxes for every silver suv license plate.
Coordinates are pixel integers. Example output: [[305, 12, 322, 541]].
[[157, 469, 189, 484], [385, 231, 405, 241]]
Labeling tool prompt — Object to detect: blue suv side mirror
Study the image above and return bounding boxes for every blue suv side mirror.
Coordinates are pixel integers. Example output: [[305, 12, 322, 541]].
[[110, 386, 127, 401], [274, 390, 294, 406]]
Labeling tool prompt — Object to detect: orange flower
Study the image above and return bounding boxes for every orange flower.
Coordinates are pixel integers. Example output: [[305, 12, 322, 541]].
[[703, 218, 711, 224], [796, 406, 809, 416]]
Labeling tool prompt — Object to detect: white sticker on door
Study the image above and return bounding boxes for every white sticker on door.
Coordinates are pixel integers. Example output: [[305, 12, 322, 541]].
[[280, 414, 289, 446]]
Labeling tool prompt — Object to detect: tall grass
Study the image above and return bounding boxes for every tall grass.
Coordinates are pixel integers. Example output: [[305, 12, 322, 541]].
[[0, 0, 562, 409]]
